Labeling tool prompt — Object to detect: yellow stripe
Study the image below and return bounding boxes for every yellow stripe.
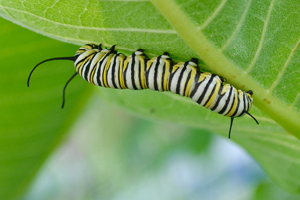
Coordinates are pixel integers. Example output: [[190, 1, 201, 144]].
[[120, 56, 131, 89], [163, 60, 171, 91], [102, 54, 115, 88], [198, 72, 210, 83], [89, 51, 109, 85], [77, 54, 94, 76], [117, 56, 125, 89], [146, 57, 156, 71], [225, 89, 238, 117], [76, 62, 83, 74], [246, 93, 253, 111], [117, 54, 126, 89], [205, 81, 221, 108], [139, 56, 148, 89], [185, 69, 197, 97], [89, 57, 98, 85], [221, 84, 231, 95], [172, 62, 183, 73]]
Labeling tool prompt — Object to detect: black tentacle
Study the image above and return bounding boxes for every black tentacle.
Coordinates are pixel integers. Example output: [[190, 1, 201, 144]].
[[61, 72, 78, 109], [27, 57, 75, 87]]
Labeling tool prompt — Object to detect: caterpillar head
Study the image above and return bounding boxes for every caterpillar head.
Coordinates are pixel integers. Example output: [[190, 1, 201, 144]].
[[245, 90, 254, 112], [228, 90, 258, 139]]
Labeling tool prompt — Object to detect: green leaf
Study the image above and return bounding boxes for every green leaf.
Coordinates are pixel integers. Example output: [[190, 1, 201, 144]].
[[252, 181, 300, 200], [0, 18, 92, 199], [0, 0, 300, 195]]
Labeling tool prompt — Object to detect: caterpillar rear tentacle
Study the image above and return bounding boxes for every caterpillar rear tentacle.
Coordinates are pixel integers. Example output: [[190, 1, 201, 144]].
[[28, 43, 259, 138]]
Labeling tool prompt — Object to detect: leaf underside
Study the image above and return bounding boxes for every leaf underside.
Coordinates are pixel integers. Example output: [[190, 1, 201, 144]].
[[0, 0, 300, 197]]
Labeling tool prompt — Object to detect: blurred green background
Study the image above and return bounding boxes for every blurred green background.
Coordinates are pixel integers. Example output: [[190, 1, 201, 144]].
[[1, 16, 300, 200]]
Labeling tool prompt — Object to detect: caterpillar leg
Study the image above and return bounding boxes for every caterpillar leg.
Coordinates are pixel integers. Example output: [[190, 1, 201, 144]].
[[190, 58, 199, 64], [110, 45, 117, 52], [247, 90, 253, 95], [219, 76, 226, 83], [229, 117, 234, 139]]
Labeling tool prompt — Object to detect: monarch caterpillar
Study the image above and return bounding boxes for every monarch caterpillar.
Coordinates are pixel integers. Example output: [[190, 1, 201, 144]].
[[28, 43, 259, 138]]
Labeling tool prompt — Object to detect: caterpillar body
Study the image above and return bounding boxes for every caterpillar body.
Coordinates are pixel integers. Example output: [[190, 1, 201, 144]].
[[28, 43, 259, 138]]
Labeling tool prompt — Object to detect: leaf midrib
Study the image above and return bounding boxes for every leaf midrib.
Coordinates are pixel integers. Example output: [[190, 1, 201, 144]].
[[151, 0, 300, 138]]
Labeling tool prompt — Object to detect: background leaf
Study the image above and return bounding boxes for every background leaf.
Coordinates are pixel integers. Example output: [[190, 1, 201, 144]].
[[0, 18, 91, 199], [0, 0, 300, 198]]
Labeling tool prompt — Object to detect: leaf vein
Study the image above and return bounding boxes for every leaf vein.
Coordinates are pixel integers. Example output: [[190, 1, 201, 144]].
[[269, 38, 300, 92], [221, 0, 252, 52], [240, 133, 300, 153], [245, 0, 275, 73], [0, 5, 177, 34], [291, 93, 300, 109], [198, 0, 228, 30]]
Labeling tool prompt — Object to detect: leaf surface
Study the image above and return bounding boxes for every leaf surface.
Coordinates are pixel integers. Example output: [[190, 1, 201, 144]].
[[0, 18, 91, 199], [0, 0, 300, 195]]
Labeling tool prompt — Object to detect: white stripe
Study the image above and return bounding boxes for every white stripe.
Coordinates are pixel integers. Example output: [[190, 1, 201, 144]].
[[191, 76, 210, 104], [222, 87, 236, 115], [133, 54, 142, 90], [88, 52, 103, 83], [106, 55, 116, 88], [114, 56, 122, 88], [125, 59, 134, 90], [212, 86, 232, 113], [178, 67, 192, 96], [233, 91, 245, 117], [147, 59, 158, 91], [170, 65, 184, 94], [156, 59, 165, 91], [200, 78, 218, 106]]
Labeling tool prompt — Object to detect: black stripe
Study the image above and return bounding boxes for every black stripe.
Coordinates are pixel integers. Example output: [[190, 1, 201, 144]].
[[189, 72, 201, 97], [101, 53, 113, 87], [176, 64, 188, 95], [153, 56, 161, 91], [169, 66, 182, 94], [210, 89, 225, 111], [88, 56, 100, 83], [238, 92, 247, 117], [95, 52, 111, 86], [182, 71, 192, 96], [197, 75, 216, 104], [76, 53, 92, 73], [80, 57, 89, 77], [75, 57, 85, 67], [142, 58, 149, 89], [161, 61, 166, 91], [139, 57, 148, 89], [218, 86, 233, 115], [224, 88, 237, 116], [203, 81, 217, 107], [87, 44, 96, 48], [145, 61, 151, 88], [123, 57, 129, 88], [83, 53, 97, 82], [247, 95, 252, 108], [73, 54, 80, 62], [231, 92, 241, 117], [138, 59, 143, 89], [110, 55, 118, 88], [210, 85, 224, 111], [118, 57, 122, 88], [131, 53, 138, 90]]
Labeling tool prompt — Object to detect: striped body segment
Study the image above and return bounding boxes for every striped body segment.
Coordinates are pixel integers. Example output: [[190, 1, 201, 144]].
[[74, 44, 253, 118], [28, 43, 258, 138]]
